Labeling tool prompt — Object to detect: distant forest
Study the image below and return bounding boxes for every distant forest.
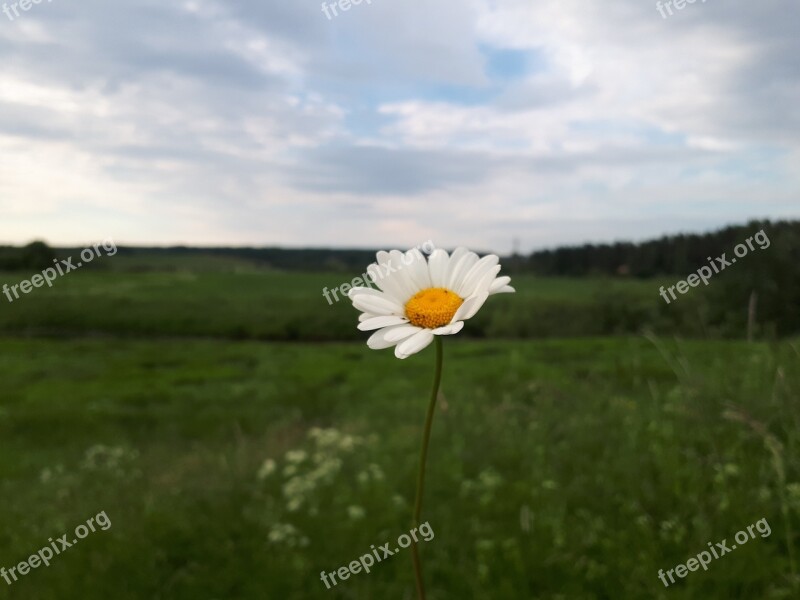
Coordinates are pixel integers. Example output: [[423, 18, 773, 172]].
[[2, 219, 798, 335], [1, 219, 798, 278], [520, 219, 800, 277]]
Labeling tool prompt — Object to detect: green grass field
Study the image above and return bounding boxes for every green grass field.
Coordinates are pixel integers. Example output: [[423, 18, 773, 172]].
[[0, 268, 690, 341], [0, 267, 797, 599]]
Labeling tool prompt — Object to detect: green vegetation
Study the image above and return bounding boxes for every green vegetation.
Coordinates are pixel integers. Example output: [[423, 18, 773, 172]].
[[1, 237, 798, 598], [0, 336, 798, 598], [0, 268, 729, 341], [0, 241, 55, 271], [6, 216, 798, 339]]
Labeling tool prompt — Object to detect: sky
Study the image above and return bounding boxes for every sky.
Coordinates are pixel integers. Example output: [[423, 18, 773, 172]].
[[0, 0, 798, 253]]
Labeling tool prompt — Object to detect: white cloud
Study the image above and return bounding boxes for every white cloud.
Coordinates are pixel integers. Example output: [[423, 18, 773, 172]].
[[0, 0, 797, 249]]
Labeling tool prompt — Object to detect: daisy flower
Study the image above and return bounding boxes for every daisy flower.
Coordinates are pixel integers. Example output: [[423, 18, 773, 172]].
[[347, 245, 513, 599], [347, 247, 515, 359]]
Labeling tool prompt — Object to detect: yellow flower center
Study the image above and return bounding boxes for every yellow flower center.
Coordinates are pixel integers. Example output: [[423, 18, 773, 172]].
[[405, 287, 463, 329]]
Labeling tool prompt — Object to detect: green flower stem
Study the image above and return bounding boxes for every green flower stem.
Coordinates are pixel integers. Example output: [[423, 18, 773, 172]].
[[411, 336, 443, 600]]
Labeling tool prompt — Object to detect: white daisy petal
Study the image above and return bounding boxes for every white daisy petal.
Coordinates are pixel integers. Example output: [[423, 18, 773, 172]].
[[474, 265, 502, 296], [428, 249, 450, 287], [452, 291, 489, 322], [376, 251, 392, 266], [448, 250, 480, 291], [395, 329, 435, 359], [458, 254, 500, 297], [348, 286, 382, 299], [367, 324, 415, 350], [388, 250, 418, 301], [488, 276, 511, 293], [352, 294, 404, 316], [366, 263, 405, 303], [448, 247, 469, 264], [463, 291, 490, 320], [375, 250, 416, 299], [384, 324, 423, 342], [349, 286, 405, 314], [494, 285, 515, 294], [443, 247, 468, 287], [433, 321, 464, 336], [358, 315, 409, 331], [358, 312, 374, 322], [403, 248, 432, 291]]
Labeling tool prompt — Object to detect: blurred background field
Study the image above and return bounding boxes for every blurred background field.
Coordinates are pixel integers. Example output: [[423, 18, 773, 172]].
[[4, 1, 800, 596], [3, 219, 798, 344], [1, 223, 799, 599], [0, 268, 675, 341]]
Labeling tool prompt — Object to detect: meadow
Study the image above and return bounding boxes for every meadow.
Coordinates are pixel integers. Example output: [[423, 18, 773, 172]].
[[0, 262, 689, 341], [0, 263, 798, 599]]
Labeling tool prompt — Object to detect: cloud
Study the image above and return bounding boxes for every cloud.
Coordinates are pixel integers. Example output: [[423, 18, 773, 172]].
[[0, 0, 797, 249]]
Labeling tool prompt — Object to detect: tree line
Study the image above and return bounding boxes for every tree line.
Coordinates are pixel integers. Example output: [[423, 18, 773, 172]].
[[518, 219, 799, 277]]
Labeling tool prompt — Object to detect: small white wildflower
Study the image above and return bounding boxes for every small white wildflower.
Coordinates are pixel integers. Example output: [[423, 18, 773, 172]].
[[314, 429, 341, 449], [286, 450, 308, 464], [283, 476, 316, 501], [368, 463, 384, 480], [268, 523, 301, 545], [347, 505, 366, 520], [308, 457, 342, 483], [478, 469, 503, 489], [257, 459, 276, 480]]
